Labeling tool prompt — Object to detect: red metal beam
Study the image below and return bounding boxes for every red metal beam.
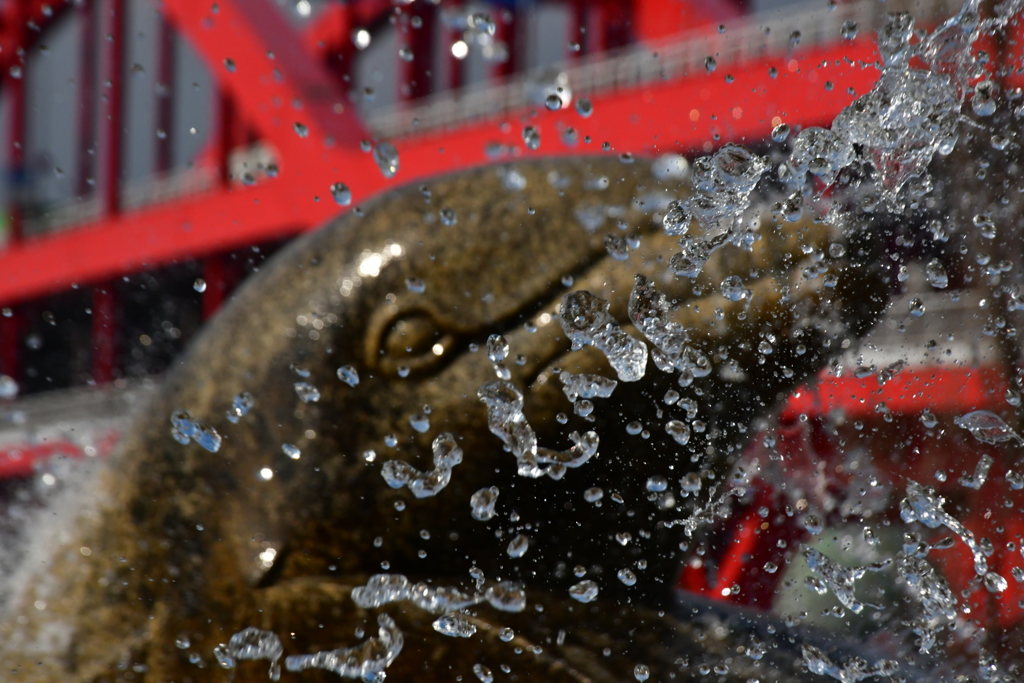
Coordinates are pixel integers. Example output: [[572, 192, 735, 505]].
[[0, 37, 881, 306], [782, 365, 1008, 420], [159, 0, 368, 184]]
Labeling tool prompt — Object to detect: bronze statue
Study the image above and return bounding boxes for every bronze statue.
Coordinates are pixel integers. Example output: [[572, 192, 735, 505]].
[[0, 156, 892, 681]]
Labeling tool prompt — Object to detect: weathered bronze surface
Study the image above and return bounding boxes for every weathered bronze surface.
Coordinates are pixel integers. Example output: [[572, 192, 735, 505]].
[[0, 157, 891, 681]]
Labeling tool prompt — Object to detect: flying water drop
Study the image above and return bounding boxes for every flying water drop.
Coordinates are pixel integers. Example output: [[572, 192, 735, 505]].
[[226, 391, 254, 423], [373, 142, 400, 178], [330, 182, 352, 206], [470, 486, 500, 521], [568, 580, 599, 603]]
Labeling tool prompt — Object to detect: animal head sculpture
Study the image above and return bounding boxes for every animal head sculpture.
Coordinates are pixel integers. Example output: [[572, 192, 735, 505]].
[[1, 156, 890, 682]]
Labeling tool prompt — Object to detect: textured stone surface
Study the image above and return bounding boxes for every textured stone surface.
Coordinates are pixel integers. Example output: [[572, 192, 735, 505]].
[[0, 157, 891, 681]]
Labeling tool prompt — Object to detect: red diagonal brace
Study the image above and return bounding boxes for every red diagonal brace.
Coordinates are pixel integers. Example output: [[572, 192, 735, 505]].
[[158, 0, 367, 179]]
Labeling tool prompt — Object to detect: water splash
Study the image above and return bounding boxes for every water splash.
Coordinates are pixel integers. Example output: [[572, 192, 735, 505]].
[[559, 373, 617, 413], [628, 275, 712, 384], [560, 290, 648, 382], [285, 614, 403, 679], [954, 410, 1023, 445], [478, 381, 600, 479], [380, 433, 463, 498], [958, 453, 994, 489], [213, 627, 283, 681], [170, 409, 222, 453], [901, 480, 987, 575], [896, 551, 957, 654], [803, 548, 886, 615], [351, 573, 526, 614], [801, 644, 898, 683]]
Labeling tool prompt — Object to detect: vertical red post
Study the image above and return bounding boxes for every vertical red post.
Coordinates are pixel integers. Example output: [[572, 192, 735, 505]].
[[568, 1, 584, 59], [491, 7, 517, 79], [445, 0, 464, 91], [77, 0, 98, 198], [100, 0, 125, 216], [402, 2, 436, 100], [156, 16, 176, 175], [0, 310, 19, 381], [203, 254, 226, 320], [92, 286, 117, 384], [217, 92, 246, 185], [585, 3, 608, 55]]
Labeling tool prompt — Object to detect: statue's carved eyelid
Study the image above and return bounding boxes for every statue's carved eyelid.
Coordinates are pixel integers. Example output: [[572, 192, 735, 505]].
[[365, 305, 455, 376]]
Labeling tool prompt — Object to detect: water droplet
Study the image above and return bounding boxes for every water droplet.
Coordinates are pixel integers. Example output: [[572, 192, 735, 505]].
[[544, 94, 562, 111], [575, 98, 593, 117], [429, 209, 455, 230], [470, 486, 499, 521], [704, 56, 716, 72], [225, 391, 255, 423], [330, 182, 352, 206], [294, 382, 320, 403], [972, 80, 998, 116], [473, 663, 494, 683], [720, 275, 749, 301], [920, 410, 938, 428], [984, 571, 1008, 593], [373, 142, 400, 178], [522, 126, 540, 151], [405, 277, 425, 293], [680, 472, 701, 494], [634, 664, 650, 681], [293, 121, 309, 138], [663, 419, 691, 447], [908, 297, 926, 317], [604, 233, 629, 260], [771, 123, 791, 142], [925, 258, 948, 288], [0, 374, 19, 400], [281, 443, 301, 460], [568, 580, 599, 603], [507, 534, 529, 558], [617, 568, 637, 586], [409, 412, 430, 433], [175, 635, 191, 649], [398, 46, 414, 62], [646, 475, 668, 492], [432, 612, 476, 638], [974, 212, 997, 239], [615, 532, 632, 546], [584, 487, 604, 503], [498, 627, 515, 642], [804, 514, 824, 534], [486, 334, 509, 363], [223, 57, 236, 72], [336, 365, 359, 387], [193, 278, 207, 293], [841, 20, 859, 40], [662, 199, 689, 236]]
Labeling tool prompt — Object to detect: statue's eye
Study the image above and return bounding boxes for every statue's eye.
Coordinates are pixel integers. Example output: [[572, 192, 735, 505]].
[[369, 308, 455, 377]]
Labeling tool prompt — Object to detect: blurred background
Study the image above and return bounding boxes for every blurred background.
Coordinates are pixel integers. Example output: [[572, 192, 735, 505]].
[[1, 0, 1024, 650]]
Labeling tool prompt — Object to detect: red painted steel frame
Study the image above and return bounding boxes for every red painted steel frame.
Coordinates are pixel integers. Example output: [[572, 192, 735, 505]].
[[0, 35, 881, 306]]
